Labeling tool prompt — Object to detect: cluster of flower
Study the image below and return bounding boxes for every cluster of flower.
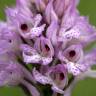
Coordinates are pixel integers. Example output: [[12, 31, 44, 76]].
[[0, 0, 96, 96]]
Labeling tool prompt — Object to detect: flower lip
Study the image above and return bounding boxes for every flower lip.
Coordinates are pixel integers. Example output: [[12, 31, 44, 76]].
[[34, 36, 54, 57], [48, 64, 67, 80]]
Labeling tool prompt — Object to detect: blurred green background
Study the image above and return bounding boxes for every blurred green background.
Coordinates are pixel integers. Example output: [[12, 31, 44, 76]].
[[0, 0, 96, 96]]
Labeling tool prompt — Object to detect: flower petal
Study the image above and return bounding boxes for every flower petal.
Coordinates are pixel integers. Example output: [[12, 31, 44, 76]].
[[21, 44, 41, 64], [79, 49, 96, 68], [16, 0, 31, 7], [60, 44, 84, 62], [47, 64, 68, 89], [45, 1, 58, 24], [42, 57, 53, 65], [46, 21, 59, 45], [34, 37, 54, 65], [29, 24, 46, 38], [33, 68, 52, 85], [33, 68, 64, 94], [65, 62, 84, 76]]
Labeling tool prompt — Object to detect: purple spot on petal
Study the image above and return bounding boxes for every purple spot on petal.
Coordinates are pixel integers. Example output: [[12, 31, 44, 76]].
[[45, 44, 50, 51], [8, 40, 12, 43], [59, 73, 64, 80], [20, 24, 28, 31], [69, 50, 76, 57]]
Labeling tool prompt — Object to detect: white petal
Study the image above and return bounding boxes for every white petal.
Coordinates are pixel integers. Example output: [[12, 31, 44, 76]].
[[33, 68, 52, 85], [30, 24, 46, 38], [23, 52, 41, 64], [62, 29, 80, 41], [66, 62, 81, 76], [42, 57, 52, 65], [34, 14, 42, 27]]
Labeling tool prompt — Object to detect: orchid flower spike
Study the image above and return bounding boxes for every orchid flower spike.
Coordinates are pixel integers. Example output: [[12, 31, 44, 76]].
[[0, 0, 96, 95]]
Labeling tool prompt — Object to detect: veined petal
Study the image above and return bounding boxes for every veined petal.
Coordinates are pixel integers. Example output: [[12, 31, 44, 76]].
[[47, 64, 68, 89], [16, 0, 31, 7], [42, 57, 53, 65], [29, 24, 46, 38], [61, 0, 79, 31], [78, 49, 96, 68], [6, 6, 45, 39], [53, 0, 65, 18], [59, 44, 84, 62]]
